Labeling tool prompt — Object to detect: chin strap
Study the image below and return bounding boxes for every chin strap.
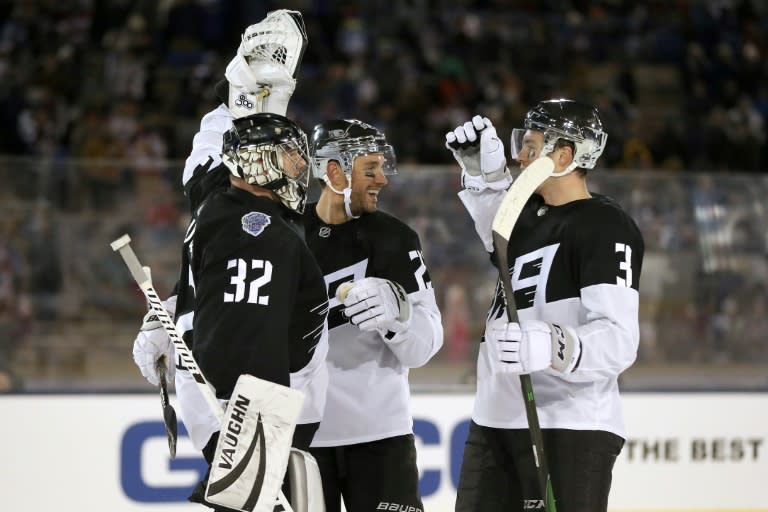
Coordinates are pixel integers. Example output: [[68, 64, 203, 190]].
[[323, 174, 360, 219], [342, 187, 358, 219], [549, 161, 580, 178]]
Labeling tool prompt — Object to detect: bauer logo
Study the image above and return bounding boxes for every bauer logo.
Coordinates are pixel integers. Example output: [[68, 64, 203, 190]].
[[121, 417, 470, 502]]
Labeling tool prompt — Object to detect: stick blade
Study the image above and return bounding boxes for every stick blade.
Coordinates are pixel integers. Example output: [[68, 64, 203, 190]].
[[164, 404, 178, 459], [156, 356, 178, 459], [491, 157, 554, 242]]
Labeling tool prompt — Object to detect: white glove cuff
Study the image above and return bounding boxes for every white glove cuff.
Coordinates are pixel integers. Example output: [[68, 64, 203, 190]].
[[382, 329, 408, 345], [548, 323, 582, 373], [461, 170, 513, 192]]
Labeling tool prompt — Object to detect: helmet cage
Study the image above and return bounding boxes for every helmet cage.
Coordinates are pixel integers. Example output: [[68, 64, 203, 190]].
[[223, 114, 311, 213]]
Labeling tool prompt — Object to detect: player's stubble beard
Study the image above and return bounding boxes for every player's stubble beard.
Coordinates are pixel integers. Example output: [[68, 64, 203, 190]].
[[351, 187, 381, 216]]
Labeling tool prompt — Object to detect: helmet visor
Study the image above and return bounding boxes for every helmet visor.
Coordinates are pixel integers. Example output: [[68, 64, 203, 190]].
[[350, 144, 397, 175], [510, 128, 542, 162]]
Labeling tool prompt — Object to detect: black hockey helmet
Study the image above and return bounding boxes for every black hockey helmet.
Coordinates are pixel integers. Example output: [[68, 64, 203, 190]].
[[223, 113, 305, 153], [310, 119, 396, 178], [222, 112, 311, 213], [513, 99, 608, 171]]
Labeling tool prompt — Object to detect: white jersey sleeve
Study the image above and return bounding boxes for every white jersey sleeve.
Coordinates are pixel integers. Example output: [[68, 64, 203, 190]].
[[291, 322, 329, 424], [457, 187, 508, 253], [182, 104, 234, 186], [174, 312, 222, 451], [384, 287, 443, 368]]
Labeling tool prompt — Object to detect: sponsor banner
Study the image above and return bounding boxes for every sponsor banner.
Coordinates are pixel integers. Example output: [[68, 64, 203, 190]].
[[1, 393, 766, 511]]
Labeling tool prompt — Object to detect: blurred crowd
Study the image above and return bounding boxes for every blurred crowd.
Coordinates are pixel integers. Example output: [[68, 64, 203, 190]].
[[1, 0, 767, 171], [1, 0, 768, 391], [2, 160, 768, 391]]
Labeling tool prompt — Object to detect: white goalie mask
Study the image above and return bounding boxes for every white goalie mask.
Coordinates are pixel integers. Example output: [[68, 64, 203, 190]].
[[511, 99, 608, 176], [225, 9, 308, 118], [222, 113, 312, 213]]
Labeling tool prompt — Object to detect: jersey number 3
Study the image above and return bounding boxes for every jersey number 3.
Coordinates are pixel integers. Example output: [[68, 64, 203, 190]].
[[224, 258, 272, 305], [615, 243, 633, 287]]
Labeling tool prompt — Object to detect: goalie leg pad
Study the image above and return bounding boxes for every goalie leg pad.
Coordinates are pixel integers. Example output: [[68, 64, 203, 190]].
[[206, 375, 305, 512], [287, 449, 325, 512]]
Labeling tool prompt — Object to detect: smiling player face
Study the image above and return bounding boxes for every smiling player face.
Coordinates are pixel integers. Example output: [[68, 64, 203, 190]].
[[348, 153, 389, 215]]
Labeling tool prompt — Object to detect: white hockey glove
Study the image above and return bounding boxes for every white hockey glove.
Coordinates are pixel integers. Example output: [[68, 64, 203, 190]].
[[445, 115, 512, 192], [132, 297, 177, 386], [485, 318, 581, 375], [336, 277, 412, 335], [225, 54, 296, 118]]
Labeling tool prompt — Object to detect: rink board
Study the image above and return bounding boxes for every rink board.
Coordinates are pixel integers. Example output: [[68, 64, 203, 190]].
[[1, 392, 766, 511]]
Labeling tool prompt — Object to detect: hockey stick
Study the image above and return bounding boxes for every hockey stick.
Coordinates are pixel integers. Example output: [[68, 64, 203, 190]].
[[142, 266, 178, 459], [110, 235, 295, 512], [490, 156, 557, 511], [155, 354, 178, 458]]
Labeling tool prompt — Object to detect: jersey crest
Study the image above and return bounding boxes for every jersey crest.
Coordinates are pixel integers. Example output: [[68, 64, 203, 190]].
[[241, 212, 271, 237]]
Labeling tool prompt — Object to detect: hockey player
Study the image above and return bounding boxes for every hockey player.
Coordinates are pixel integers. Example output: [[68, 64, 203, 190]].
[[133, 7, 310, 404], [305, 119, 443, 512], [132, 10, 328, 511], [177, 112, 329, 510], [445, 99, 644, 511]]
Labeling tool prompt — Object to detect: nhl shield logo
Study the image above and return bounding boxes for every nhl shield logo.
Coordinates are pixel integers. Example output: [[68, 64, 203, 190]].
[[241, 212, 271, 237]]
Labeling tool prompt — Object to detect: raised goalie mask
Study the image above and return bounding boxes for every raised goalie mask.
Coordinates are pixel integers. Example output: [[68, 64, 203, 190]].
[[225, 9, 308, 117]]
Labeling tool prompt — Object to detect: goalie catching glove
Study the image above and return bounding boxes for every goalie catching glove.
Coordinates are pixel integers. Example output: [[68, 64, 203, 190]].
[[133, 296, 177, 386], [336, 277, 411, 336], [445, 115, 512, 191], [485, 318, 582, 375], [225, 9, 308, 118]]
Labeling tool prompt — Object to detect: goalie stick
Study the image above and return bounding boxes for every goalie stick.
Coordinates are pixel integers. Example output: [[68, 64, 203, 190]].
[[142, 266, 178, 459], [491, 156, 557, 511], [110, 235, 296, 512]]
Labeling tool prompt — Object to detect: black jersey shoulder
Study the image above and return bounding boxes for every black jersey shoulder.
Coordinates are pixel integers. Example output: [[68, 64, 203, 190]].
[[360, 209, 420, 243], [195, 187, 305, 266], [564, 194, 644, 249], [303, 205, 421, 249], [184, 161, 230, 214]]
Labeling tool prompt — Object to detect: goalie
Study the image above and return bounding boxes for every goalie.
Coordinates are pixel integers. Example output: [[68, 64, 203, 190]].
[[131, 10, 326, 512]]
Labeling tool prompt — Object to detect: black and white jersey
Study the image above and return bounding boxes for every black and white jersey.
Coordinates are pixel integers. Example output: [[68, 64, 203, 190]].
[[173, 183, 329, 450], [303, 204, 443, 447], [460, 189, 643, 438]]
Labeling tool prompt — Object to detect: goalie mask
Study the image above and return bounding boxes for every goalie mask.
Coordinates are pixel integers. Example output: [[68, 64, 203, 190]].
[[310, 119, 397, 219], [511, 99, 607, 176], [224, 9, 308, 118], [222, 113, 311, 213]]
